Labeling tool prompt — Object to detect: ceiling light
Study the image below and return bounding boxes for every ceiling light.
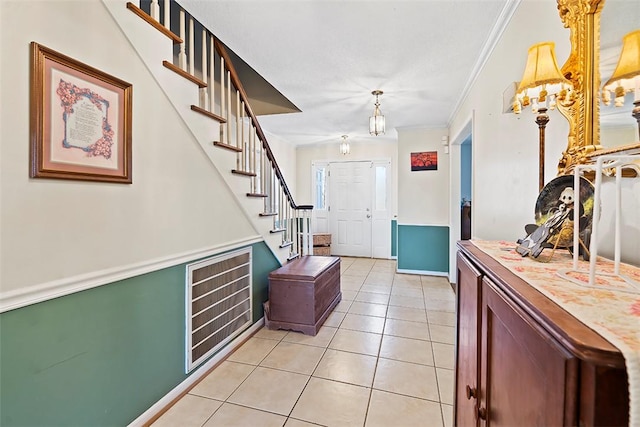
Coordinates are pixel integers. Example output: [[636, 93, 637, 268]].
[[339, 135, 350, 155], [369, 90, 385, 136]]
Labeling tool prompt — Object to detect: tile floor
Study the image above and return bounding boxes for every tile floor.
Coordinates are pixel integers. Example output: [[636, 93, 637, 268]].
[[153, 257, 456, 427]]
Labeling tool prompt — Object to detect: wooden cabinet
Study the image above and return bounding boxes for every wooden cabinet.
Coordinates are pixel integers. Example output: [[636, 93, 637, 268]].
[[455, 241, 628, 426], [455, 253, 482, 427]]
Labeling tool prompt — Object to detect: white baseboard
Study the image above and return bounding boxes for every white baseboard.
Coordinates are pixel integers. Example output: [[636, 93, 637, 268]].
[[128, 318, 264, 427]]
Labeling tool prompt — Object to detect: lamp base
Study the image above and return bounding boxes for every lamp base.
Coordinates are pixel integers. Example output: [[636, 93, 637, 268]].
[[536, 107, 550, 192], [632, 100, 640, 141]]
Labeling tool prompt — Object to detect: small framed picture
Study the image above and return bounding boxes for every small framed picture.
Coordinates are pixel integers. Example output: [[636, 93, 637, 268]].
[[30, 42, 133, 183], [411, 151, 438, 171]]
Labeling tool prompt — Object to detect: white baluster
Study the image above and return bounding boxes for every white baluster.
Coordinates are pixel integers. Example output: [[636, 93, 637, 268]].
[[261, 148, 265, 195], [227, 71, 231, 147], [209, 35, 215, 114], [236, 90, 241, 150], [150, 0, 160, 21], [280, 186, 284, 233], [163, 0, 170, 29], [178, 10, 187, 70], [188, 17, 194, 75], [220, 57, 225, 143], [287, 198, 291, 244], [251, 127, 257, 192], [241, 101, 246, 170], [200, 29, 208, 110]]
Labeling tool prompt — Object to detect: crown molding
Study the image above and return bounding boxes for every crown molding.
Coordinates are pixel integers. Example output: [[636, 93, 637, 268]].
[[448, 0, 522, 126]]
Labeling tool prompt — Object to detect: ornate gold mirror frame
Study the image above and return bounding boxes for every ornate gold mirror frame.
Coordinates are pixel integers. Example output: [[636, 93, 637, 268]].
[[556, 0, 604, 174], [555, 0, 640, 177]]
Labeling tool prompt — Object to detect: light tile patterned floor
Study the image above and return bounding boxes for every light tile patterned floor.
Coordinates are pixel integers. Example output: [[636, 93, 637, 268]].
[[153, 257, 456, 427]]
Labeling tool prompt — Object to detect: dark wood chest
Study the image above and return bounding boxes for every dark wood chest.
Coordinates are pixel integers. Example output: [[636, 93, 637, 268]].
[[265, 256, 341, 336]]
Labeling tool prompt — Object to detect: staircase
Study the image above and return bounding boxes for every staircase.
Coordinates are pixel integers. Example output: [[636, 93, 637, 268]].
[[105, 0, 313, 264]]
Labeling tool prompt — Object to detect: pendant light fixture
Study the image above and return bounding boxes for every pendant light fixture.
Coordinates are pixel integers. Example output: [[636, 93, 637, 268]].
[[339, 135, 350, 155], [369, 90, 385, 136]]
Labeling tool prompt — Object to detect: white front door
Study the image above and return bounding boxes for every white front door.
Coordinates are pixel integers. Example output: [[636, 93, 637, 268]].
[[329, 161, 373, 257]]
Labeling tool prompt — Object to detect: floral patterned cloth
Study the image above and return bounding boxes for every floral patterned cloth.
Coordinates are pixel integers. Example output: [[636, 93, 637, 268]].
[[471, 239, 640, 426]]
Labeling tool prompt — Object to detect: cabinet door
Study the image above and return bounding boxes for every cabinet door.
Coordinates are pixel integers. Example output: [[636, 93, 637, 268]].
[[455, 253, 483, 427], [479, 278, 578, 426]]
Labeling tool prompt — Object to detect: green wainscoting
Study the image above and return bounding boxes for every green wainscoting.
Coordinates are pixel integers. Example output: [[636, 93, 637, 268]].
[[391, 219, 398, 257], [397, 225, 449, 273], [0, 242, 280, 426]]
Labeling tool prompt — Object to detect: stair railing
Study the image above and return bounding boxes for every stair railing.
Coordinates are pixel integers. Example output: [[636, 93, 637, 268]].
[[127, 0, 313, 259]]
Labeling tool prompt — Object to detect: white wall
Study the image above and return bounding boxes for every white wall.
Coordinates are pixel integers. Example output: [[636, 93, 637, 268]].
[[0, 0, 258, 294], [449, 0, 640, 266], [296, 138, 398, 214], [601, 125, 637, 148], [450, 0, 570, 243], [397, 128, 450, 225]]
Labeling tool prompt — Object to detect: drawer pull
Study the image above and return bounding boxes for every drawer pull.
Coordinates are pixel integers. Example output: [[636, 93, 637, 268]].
[[465, 385, 477, 400]]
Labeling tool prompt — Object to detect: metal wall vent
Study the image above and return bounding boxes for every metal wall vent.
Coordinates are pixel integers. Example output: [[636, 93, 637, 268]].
[[186, 247, 252, 372]]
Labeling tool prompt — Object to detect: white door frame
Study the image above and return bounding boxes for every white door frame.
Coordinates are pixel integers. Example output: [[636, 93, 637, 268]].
[[311, 158, 392, 258]]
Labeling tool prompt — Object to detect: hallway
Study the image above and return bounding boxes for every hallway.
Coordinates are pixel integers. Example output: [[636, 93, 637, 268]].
[[153, 257, 456, 427]]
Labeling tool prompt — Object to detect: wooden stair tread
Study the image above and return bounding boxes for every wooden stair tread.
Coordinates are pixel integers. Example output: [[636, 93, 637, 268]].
[[163, 61, 207, 87], [270, 228, 286, 234], [191, 105, 226, 123], [247, 193, 268, 198], [232, 170, 256, 177], [214, 141, 243, 152], [259, 212, 278, 217], [279, 241, 293, 248], [126, 2, 182, 44]]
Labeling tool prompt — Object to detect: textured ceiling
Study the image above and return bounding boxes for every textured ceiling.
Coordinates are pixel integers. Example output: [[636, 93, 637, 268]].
[[180, 0, 639, 145]]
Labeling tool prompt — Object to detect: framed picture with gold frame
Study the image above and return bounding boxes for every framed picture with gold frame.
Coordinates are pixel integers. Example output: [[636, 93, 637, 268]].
[[30, 42, 132, 183]]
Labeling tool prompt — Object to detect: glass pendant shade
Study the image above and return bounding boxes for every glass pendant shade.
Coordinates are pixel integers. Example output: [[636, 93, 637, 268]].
[[339, 135, 350, 155], [603, 30, 640, 106], [369, 90, 385, 136]]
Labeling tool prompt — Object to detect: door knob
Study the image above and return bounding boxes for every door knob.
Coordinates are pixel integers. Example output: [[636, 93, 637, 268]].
[[477, 406, 487, 420], [465, 385, 477, 400], [366, 214, 371, 218]]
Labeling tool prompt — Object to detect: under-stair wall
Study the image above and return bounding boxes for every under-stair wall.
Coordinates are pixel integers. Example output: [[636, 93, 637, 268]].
[[0, 0, 286, 425], [104, 0, 313, 265]]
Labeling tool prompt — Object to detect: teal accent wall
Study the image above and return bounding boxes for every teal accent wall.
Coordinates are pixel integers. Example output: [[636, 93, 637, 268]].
[[0, 242, 279, 426], [397, 225, 449, 272], [391, 219, 398, 257]]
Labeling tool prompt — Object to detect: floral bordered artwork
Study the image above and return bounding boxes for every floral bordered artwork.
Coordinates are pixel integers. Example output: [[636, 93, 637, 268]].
[[30, 42, 132, 183]]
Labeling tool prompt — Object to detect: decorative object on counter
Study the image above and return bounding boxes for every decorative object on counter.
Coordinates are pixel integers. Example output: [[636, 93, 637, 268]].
[[369, 90, 385, 136], [513, 42, 573, 191], [602, 29, 640, 140], [565, 154, 640, 289], [30, 42, 133, 183], [339, 135, 350, 155], [410, 151, 437, 171], [516, 175, 593, 261]]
